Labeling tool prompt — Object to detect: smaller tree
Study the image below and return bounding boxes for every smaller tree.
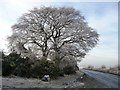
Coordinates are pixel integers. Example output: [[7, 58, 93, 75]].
[[101, 65, 106, 70], [88, 65, 94, 69]]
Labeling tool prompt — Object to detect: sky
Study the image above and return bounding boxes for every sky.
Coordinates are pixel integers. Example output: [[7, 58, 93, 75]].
[[0, 0, 118, 68]]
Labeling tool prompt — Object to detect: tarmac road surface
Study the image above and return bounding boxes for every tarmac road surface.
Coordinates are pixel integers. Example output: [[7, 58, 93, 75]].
[[81, 69, 120, 88]]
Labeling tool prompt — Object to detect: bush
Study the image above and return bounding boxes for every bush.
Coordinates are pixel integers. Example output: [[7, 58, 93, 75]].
[[2, 52, 21, 76], [2, 52, 62, 79], [2, 52, 32, 77], [2, 52, 78, 79], [31, 60, 61, 79], [13, 58, 32, 78], [63, 65, 76, 75], [2, 60, 13, 76]]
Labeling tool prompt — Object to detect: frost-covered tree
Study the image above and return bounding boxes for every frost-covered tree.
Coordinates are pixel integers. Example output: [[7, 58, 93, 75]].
[[101, 65, 106, 69], [8, 7, 99, 64]]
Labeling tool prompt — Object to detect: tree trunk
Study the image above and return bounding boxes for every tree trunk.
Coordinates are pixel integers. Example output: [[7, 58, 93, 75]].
[[54, 44, 61, 66], [41, 51, 47, 60], [41, 37, 48, 60]]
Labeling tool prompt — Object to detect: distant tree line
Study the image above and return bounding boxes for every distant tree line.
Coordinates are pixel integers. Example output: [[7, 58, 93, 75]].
[[86, 65, 120, 75]]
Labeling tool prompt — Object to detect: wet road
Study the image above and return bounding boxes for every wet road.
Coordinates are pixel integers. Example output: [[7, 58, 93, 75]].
[[81, 69, 120, 88]]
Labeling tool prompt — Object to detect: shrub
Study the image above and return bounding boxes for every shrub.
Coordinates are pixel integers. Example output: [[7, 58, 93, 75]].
[[2, 52, 21, 76], [101, 65, 106, 69], [3, 52, 78, 79], [31, 60, 61, 79], [58, 69, 64, 76], [63, 65, 76, 75], [2, 60, 13, 76], [13, 58, 32, 78], [2, 52, 32, 77]]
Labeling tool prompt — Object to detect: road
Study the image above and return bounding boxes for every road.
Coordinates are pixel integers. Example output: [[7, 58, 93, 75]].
[[81, 69, 120, 88]]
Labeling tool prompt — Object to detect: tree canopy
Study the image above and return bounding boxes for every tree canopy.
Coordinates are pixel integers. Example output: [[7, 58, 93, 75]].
[[8, 6, 99, 66]]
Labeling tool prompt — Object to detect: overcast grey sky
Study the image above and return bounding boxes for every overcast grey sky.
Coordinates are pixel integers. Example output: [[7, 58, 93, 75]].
[[0, 0, 118, 68]]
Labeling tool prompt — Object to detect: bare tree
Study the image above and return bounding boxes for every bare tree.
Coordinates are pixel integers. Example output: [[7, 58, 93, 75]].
[[8, 7, 99, 64]]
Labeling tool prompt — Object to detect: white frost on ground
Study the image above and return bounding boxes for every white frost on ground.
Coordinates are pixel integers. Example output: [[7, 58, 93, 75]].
[[2, 71, 85, 88]]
